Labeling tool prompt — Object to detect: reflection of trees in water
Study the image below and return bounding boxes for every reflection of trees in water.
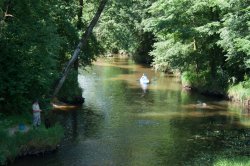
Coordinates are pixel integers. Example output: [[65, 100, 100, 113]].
[[71, 110, 77, 140], [80, 108, 104, 138], [153, 116, 250, 165], [54, 108, 104, 142]]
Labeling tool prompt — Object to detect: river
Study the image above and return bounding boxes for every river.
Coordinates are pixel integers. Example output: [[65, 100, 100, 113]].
[[12, 56, 250, 165]]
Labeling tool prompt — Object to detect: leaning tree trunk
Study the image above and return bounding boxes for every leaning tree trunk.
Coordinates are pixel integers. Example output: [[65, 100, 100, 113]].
[[77, 0, 84, 30], [53, 0, 108, 98], [74, 0, 84, 71]]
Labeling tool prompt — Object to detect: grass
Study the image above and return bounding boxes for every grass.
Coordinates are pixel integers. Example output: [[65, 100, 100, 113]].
[[214, 156, 250, 166], [228, 80, 250, 102], [181, 71, 228, 96], [0, 113, 64, 165], [189, 154, 250, 166]]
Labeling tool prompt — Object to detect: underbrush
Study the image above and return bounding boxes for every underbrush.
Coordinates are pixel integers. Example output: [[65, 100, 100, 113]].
[[228, 80, 250, 102], [214, 156, 250, 166], [181, 70, 228, 96], [0, 114, 64, 165]]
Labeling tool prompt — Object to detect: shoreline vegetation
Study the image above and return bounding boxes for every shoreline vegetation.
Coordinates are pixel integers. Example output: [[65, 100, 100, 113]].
[[106, 54, 250, 107], [0, 98, 84, 165], [0, 111, 64, 165], [0, 59, 249, 165], [180, 71, 250, 107], [1, 0, 248, 165]]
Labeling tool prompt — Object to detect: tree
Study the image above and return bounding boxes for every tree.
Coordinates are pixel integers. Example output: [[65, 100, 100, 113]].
[[53, 0, 108, 97], [0, 0, 106, 113], [143, 0, 232, 94], [95, 0, 155, 65], [0, 0, 62, 113], [218, 0, 250, 81]]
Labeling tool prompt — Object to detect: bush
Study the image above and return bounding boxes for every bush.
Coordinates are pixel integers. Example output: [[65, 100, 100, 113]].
[[57, 70, 83, 104], [181, 69, 229, 96], [0, 123, 64, 165], [228, 79, 250, 102], [214, 156, 250, 166]]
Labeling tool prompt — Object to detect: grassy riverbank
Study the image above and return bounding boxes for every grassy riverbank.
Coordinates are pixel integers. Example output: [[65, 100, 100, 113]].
[[228, 80, 250, 103], [214, 156, 250, 166], [181, 72, 250, 103], [0, 114, 64, 165]]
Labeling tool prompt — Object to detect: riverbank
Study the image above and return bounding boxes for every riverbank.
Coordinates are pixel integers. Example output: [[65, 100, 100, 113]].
[[228, 80, 250, 106], [181, 71, 250, 107], [0, 114, 64, 165]]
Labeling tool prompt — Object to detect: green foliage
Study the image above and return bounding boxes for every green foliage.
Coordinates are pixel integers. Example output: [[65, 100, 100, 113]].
[[144, 0, 226, 73], [95, 0, 155, 64], [181, 70, 229, 95], [95, 0, 138, 54], [57, 70, 82, 102], [228, 79, 250, 102], [0, 0, 62, 113], [141, 0, 249, 96], [214, 157, 250, 166], [217, 0, 250, 80], [0, 111, 64, 165], [150, 35, 193, 72], [0, 124, 63, 165], [79, 34, 104, 66], [0, 0, 249, 113], [0, 0, 104, 113], [133, 31, 155, 64]]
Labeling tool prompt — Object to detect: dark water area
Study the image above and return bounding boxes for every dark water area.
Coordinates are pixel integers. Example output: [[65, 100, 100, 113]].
[[11, 57, 250, 166]]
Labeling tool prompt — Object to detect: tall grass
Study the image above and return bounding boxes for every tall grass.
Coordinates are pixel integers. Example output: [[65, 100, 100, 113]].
[[228, 80, 250, 102], [214, 157, 250, 166], [181, 70, 228, 96], [0, 115, 64, 165]]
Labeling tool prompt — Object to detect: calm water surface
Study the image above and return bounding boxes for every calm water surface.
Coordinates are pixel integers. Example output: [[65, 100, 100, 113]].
[[12, 57, 250, 166]]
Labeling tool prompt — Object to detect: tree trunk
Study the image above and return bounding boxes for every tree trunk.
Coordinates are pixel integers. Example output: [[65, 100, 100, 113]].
[[77, 0, 84, 30], [53, 0, 108, 97], [74, 0, 84, 71]]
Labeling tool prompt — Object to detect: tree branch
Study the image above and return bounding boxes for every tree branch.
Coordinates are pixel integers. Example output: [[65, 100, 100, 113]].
[[3, 4, 14, 20]]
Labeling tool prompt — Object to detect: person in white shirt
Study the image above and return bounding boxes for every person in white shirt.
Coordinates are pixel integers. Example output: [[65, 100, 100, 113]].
[[32, 100, 42, 127]]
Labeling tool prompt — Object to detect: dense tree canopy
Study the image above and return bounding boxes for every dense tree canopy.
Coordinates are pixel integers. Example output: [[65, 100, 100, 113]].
[[1, 0, 61, 112], [0, 0, 249, 113], [0, 0, 103, 113], [141, 0, 250, 95], [95, 0, 155, 64]]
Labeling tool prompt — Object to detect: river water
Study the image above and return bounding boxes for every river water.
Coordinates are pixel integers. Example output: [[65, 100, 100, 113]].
[[12, 57, 250, 165]]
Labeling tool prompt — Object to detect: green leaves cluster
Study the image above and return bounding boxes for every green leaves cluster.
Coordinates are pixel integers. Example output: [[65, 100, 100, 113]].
[[95, 0, 155, 64], [1, 0, 249, 112], [0, 0, 102, 113], [0, 0, 61, 112], [142, 0, 249, 95]]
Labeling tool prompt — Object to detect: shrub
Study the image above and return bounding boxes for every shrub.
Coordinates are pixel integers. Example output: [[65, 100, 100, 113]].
[[0, 123, 64, 165], [228, 80, 250, 102], [181, 69, 229, 96]]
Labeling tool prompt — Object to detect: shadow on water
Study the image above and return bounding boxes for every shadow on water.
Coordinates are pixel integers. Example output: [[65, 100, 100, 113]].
[[165, 118, 249, 165], [53, 106, 104, 143]]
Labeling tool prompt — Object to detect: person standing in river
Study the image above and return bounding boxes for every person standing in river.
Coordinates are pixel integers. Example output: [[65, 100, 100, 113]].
[[32, 99, 42, 127]]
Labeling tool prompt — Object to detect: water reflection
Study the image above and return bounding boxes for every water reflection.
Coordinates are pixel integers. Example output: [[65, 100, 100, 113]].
[[11, 57, 250, 166], [140, 82, 148, 94]]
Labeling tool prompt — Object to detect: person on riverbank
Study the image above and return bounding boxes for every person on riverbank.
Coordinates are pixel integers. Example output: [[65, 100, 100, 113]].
[[32, 100, 42, 127]]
